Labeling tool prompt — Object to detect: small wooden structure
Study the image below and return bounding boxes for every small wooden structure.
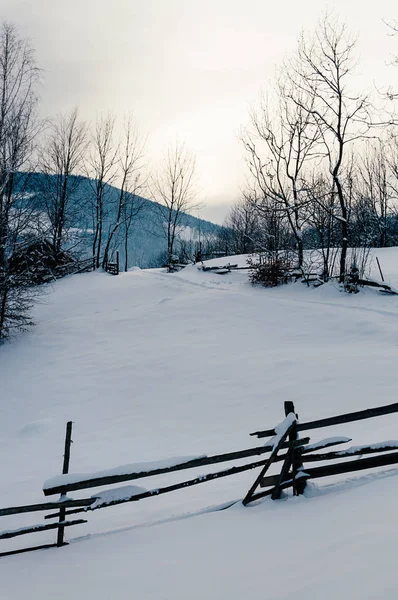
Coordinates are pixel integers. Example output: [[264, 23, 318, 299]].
[[105, 252, 119, 276]]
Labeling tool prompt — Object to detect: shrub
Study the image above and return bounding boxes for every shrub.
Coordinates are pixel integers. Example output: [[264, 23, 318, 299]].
[[248, 254, 293, 287]]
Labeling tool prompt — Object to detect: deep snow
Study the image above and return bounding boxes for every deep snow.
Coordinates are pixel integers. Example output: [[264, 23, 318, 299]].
[[1, 248, 398, 599]]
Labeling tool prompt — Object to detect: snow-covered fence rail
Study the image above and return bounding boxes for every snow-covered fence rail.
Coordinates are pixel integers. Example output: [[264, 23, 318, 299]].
[[42, 436, 310, 497], [0, 497, 93, 517], [0, 519, 88, 540], [250, 401, 398, 438]]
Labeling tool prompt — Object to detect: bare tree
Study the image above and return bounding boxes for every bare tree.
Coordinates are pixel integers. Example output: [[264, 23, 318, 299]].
[[242, 80, 319, 267], [356, 140, 391, 247], [304, 171, 338, 278], [86, 114, 118, 269], [120, 175, 146, 272], [40, 108, 88, 254], [383, 136, 398, 241], [151, 142, 197, 265], [223, 195, 260, 255], [102, 115, 145, 269], [287, 15, 371, 281], [0, 22, 40, 341]]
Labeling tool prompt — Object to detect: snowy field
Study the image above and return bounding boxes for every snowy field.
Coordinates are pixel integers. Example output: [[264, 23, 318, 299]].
[[1, 248, 398, 599]]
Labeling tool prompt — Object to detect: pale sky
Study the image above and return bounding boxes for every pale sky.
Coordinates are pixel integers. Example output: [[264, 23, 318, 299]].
[[1, 0, 398, 222]]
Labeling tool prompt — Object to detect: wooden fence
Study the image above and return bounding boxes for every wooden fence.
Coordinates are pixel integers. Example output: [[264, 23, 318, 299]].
[[2, 400, 398, 557], [61, 253, 121, 277]]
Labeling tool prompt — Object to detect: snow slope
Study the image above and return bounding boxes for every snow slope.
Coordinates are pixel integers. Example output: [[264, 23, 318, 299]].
[[1, 248, 398, 598]]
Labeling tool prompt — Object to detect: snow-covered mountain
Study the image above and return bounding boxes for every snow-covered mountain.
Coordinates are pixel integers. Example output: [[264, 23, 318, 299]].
[[13, 172, 222, 268]]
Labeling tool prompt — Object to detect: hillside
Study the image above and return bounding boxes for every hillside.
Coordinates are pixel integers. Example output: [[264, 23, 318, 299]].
[[14, 172, 222, 268], [1, 248, 398, 598]]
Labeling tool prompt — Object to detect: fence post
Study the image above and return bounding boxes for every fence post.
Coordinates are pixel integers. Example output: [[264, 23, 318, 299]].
[[116, 251, 120, 275], [57, 421, 73, 547], [376, 256, 384, 282], [284, 401, 306, 495]]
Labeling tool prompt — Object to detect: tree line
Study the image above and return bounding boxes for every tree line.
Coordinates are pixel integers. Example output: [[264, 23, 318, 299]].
[[222, 15, 398, 282]]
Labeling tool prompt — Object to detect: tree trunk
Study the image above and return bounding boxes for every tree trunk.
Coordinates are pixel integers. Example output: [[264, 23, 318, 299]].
[[96, 216, 102, 269], [92, 222, 99, 269], [297, 236, 303, 268], [0, 287, 8, 340], [124, 228, 128, 272], [335, 178, 348, 283]]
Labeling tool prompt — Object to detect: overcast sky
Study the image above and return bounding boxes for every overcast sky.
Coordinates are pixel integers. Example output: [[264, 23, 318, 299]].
[[1, 0, 398, 222]]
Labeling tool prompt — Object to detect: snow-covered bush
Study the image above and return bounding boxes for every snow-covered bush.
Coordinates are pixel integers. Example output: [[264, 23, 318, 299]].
[[248, 254, 293, 287]]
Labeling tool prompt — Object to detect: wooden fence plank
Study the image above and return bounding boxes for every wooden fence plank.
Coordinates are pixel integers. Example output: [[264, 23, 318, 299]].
[[299, 437, 352, 454], [259, 473, 280, 488], [302, 450, 398, 479], [250, 402, 398, 439], [242, 416, 297, 506], [271, 446, 293, 500], [0, 543, 58, 558], [302, 442, 398, 463], [0, 498, 92, 517], [270, 401, 296, 499], [43, 437, 310, 497], [45, 508, 88, 520], [0, 519, 87, 540]]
